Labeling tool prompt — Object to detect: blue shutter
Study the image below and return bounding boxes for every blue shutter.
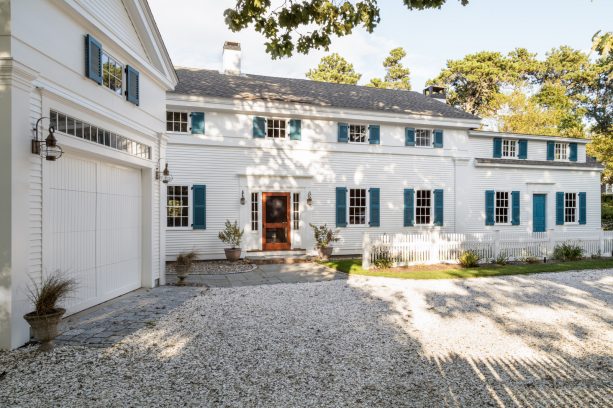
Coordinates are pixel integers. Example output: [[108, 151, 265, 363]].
[[125, 65, 139, 105], [289, 119, 301, 140], [369, 188, 380, 227], [579, 192, 586, 225], [485, 190, 495, 225], [404, 189, 414, 227], [433, 129, 444, 148], [369, 125, 380, 145], [85, 34, 102, 84], [335, 187, 347, 227], [569, 143, 578, 162], [253, 117, 266, 138], [338, 123, 348, 143], [547, 142, 555, 161], [192, 185, 206, 230], [190, 112, 205, 134], [493, 138, 502, 158], [405, 128, 415, 146], [556, 192, 564, 225], [511, 191, 520, 225], [518, 139, 528, 159], [433, 189, 444, 226]]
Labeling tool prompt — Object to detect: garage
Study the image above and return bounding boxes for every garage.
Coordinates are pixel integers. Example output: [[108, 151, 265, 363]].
[[44, 154, 143, 315]]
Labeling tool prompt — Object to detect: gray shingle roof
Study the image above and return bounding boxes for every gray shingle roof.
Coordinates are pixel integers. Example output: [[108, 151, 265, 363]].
[[173, 68, 480, 121]]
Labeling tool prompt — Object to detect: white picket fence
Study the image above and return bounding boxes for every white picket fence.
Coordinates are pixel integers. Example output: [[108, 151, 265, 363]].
[[362, 229, 613, 269]]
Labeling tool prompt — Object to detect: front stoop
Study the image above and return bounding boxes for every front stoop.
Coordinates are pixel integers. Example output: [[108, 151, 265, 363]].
[[246, 250, 315, 264]]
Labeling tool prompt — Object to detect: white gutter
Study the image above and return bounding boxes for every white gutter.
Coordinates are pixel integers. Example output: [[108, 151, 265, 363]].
[[469, 130, 590, 144]]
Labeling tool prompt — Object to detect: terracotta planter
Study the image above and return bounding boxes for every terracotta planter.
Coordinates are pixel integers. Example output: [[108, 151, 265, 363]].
[[23, 308, 66, 352], [318, 246, 333, 260], [175, 264, 191, 286], [224, 248, 242, 262]]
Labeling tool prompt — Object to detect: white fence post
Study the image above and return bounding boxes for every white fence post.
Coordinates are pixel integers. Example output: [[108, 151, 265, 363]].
[[547, 228, 555, 258], [599, 229, 605, 255], [362, 232, 371, 270], [430, 232, 440, 264], [494, 230, 501, 259]]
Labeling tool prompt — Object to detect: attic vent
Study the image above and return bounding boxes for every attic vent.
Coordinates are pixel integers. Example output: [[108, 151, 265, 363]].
[[423, 85, 447, 103]]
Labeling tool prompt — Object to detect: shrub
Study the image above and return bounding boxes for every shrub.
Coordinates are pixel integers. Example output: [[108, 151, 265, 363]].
[[458, 250, 481, 268], [27, 271, 76, 315], [522, 256, 541, 264], [494, 252, 509, 265], [176, 251, 197, 267], [309, 223, 340, 249], [553, 242, 584, 261], [373, 247, 393, 269], [591, 250, 602, 260], [218, 220, 244, 248]]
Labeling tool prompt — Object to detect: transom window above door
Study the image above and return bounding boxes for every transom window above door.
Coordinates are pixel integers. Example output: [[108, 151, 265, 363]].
[[415, 129, 432, 147], [555, 143, 569, 161], [348, 124, 367, 143], [166, 112, 188, 132], [267, 119, 287, 138], [502, 140, 517, 158], [349, 188, 367, 224]]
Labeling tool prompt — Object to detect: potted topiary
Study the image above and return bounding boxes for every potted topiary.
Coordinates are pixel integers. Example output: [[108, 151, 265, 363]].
[[23, 271, 75, 352], [309, 223, 340, 260], [218, 220, 244, 261], [175, 251, 197, 286]]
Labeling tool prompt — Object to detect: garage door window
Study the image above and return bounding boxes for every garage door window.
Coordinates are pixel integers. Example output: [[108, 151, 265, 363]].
[[167, 186, 189, 227]]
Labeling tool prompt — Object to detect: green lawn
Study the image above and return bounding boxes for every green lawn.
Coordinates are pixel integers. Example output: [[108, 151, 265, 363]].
[[322, 258, 613, 280]]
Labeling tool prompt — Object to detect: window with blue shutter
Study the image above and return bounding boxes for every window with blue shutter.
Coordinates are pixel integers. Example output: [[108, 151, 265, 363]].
[[405, 128, 415, 146], [569, 143, 578, 162], [433, 189, 444, 226], [579, 192, 586, 224], [433, 129, 444, 148], [556, 192, 564, 225], [190, 112, 205, 134], [547, 142, 555, 161], [369, 125, 380, 145], [338, 123, 348, 143], [493, 138, 502, 158], [518, 139, 528, 159], [192, 185, 206, 230], [336, 187, 347, 227], [485, 190, 495, 225], [511, 191, 520, 225], [125, 65, 139, 105], [85, 34, 102, 84], [404, 189, 414, 227], [253, 117, 266, 138], [369, 188, 380, 227], [289, 119, 301, 140]]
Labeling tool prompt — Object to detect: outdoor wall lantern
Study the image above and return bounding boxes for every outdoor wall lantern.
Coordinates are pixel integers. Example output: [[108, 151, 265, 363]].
[[32, 117, 63, 161], [307, 191, 313, 206], [155, 159, 173, 184], [240, 190, 246, 205]]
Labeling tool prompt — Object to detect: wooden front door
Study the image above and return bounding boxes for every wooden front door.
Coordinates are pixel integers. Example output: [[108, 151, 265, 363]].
[[262, 192, 291, 250]]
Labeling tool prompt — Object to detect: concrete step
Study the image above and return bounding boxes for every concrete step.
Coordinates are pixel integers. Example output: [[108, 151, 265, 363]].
[[245, 250, 315, 264]]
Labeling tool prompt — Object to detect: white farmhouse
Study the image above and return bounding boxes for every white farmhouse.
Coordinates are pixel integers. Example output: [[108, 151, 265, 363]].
[[165, 43, 602, 260], [0, 0, 177, 349]]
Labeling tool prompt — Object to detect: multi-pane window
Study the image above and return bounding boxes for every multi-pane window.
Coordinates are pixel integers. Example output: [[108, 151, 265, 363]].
[[415, 190, 432, 225], [349, 188, 367, 225], [251, 193, 259, 231], [495, 192, 510, 224], [266, 119, 286, 138], [348, 124, 367, 143], [293, 193, 300, 230], [415, 129, 432, 147], [502, 140, 517, 158], [167, 186, 189, 227], [166, 112, 188, 132], [101, 51, 123, 96], [555, 143, 569, 161], [565, 193, 577, 223]]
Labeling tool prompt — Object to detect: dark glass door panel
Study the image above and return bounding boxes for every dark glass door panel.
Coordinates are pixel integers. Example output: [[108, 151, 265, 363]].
[[266, 196, 288, 223], [265, 228, 288, 244]]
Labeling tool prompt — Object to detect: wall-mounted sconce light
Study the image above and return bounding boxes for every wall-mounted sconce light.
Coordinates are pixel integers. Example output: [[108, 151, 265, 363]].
[[155, 159, 173, 184], [240, 190, 246, 205], [307, 191, 313, 206], [32, 117, 63, 161]]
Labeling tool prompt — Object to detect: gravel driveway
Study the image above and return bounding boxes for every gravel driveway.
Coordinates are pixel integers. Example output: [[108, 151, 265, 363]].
[[1, 269, 612, 407]]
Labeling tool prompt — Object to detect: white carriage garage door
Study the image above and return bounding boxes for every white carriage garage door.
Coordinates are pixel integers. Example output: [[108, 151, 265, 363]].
[[45, 154, 142, 315]]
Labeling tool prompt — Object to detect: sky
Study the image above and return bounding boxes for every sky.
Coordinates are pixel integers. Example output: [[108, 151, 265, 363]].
[[148, 0, 613, 91]]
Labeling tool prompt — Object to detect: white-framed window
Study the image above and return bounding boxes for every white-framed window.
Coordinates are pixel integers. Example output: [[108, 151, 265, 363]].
[[349, 188, 367, 225], [415, 190, 432, 225], [266, 119, 287, 138], [502, 140, 517, 158], [293, 193, 300, 230], [166, 112, 189, 133], [565, 192, 577, 223], [167, 185, 189, 228], [415, 129, 432, 147], [495, 191, 510, 224], [555, 143, 569, 161], [101, 51, 123, 96], [251, 192, 259, 231], [348, 124, 367, 143]]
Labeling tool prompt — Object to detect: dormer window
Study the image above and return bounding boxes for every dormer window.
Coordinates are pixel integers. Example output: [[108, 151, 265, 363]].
[[502, 139, 517, 158], [555, 143, 569, 161]]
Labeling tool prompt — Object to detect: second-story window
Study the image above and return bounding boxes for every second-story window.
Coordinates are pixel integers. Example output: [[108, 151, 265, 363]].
[[415, 129, 432, 147], [348, 124, 367, 143], [101, 51, 123, 96], [502, 140, 517, 158], [166, 112, 188, 132], [555, 143, 569, 161], [267, 119, 286, 138]]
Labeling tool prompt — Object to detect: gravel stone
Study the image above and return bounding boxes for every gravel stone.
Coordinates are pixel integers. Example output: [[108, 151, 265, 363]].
[[1, 269, 611, 407]]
